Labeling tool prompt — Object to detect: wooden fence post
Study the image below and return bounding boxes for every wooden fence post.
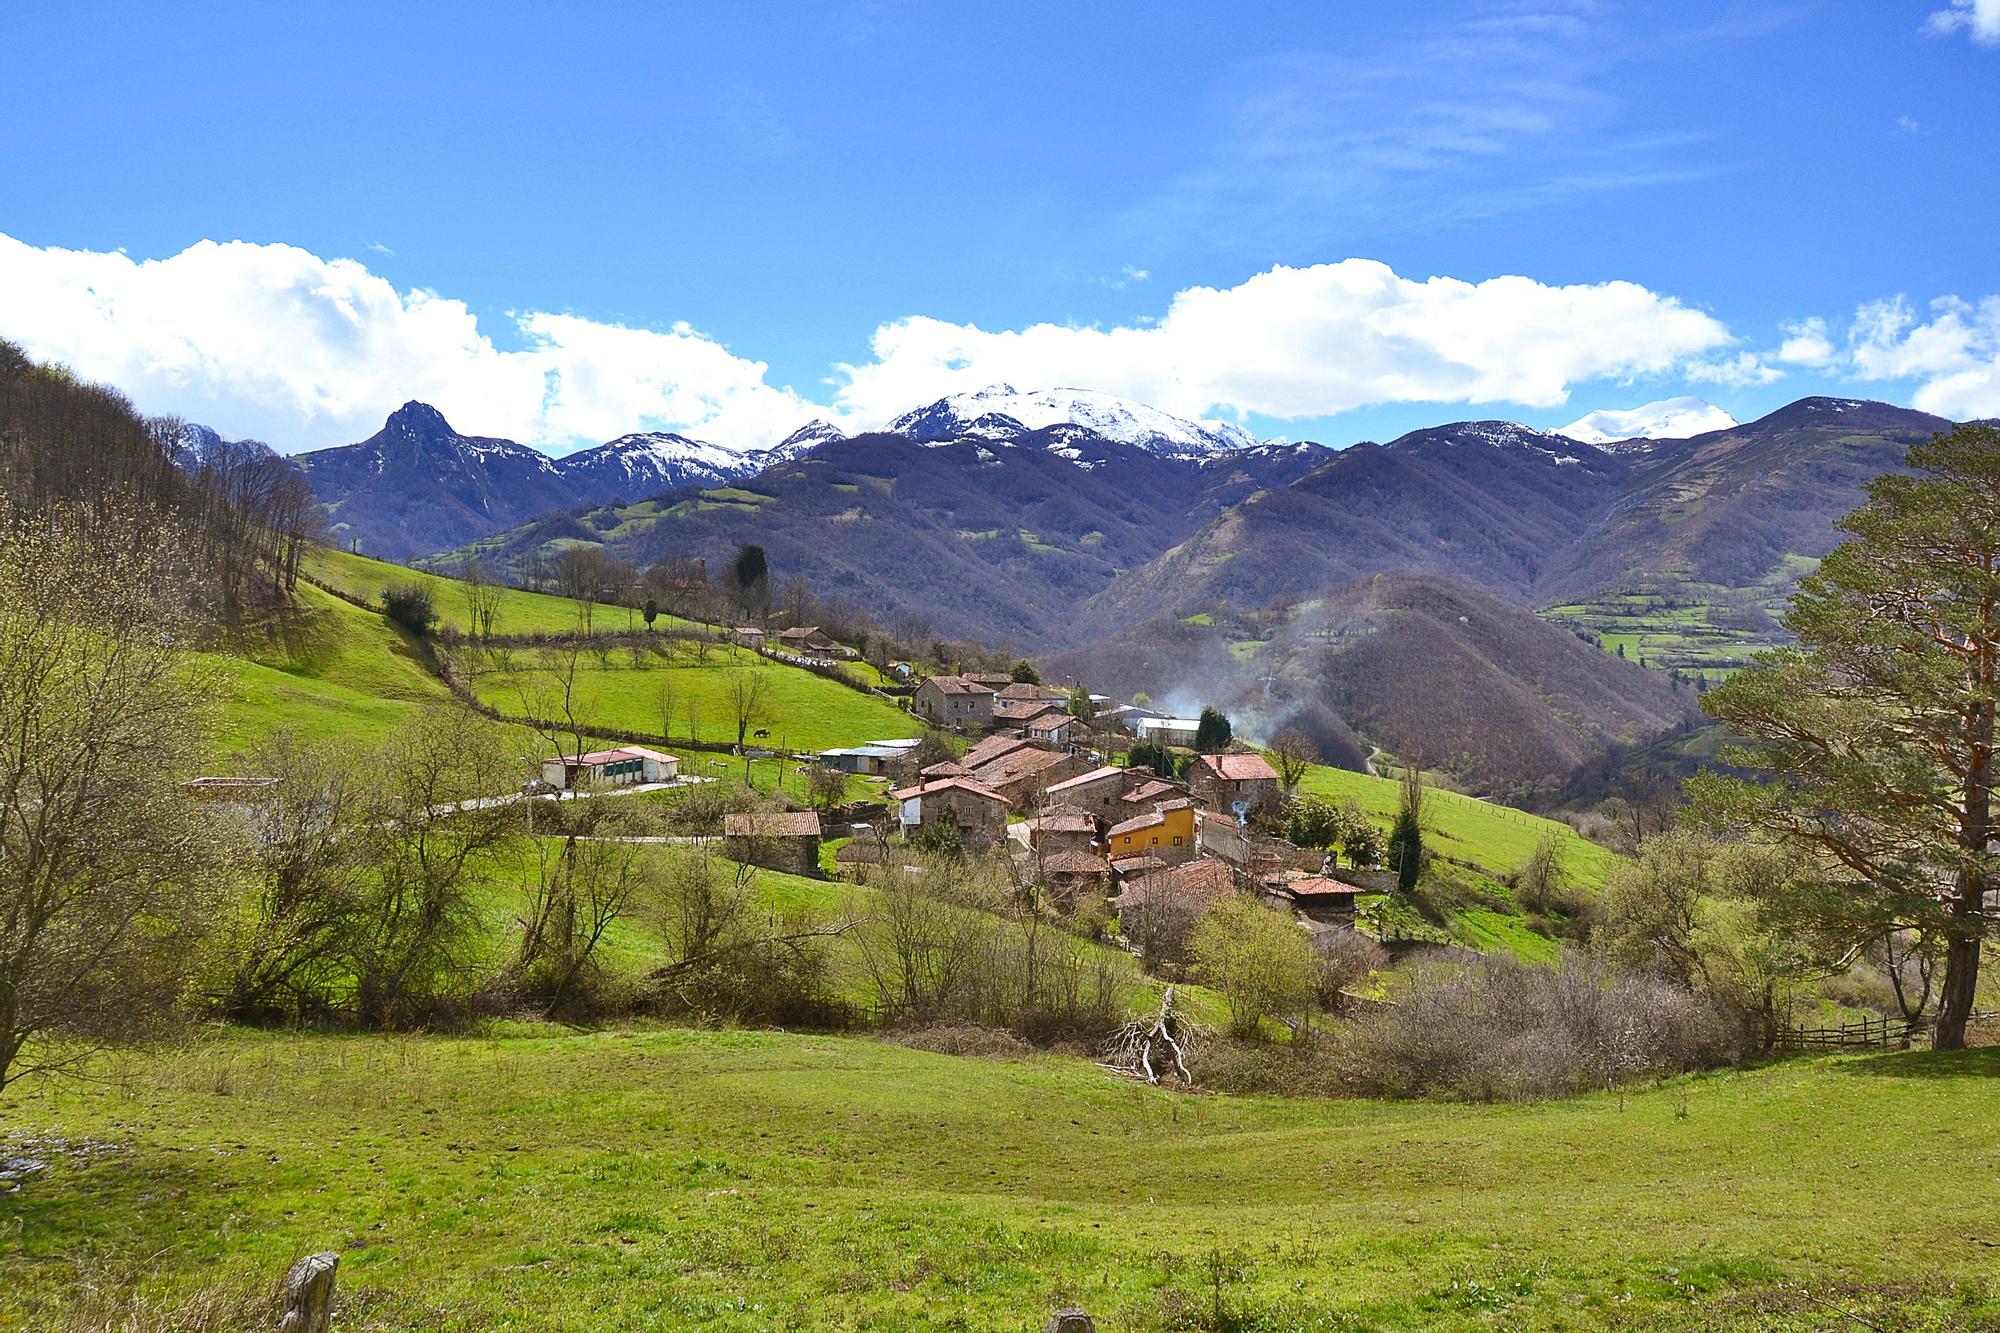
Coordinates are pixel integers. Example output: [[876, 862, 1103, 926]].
[[278, 1252, 339, 1333]]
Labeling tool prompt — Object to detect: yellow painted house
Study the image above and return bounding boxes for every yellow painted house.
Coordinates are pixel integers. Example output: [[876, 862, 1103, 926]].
[[1104, 799, 1197, 862]]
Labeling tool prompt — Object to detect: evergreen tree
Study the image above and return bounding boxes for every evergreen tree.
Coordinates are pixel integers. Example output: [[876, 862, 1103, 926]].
[[1128, 741, 1180, 779], [732, 544, 769, 617], [1194, 706, 1232, 753], [1695, 424, 2000, 1050], [1387, 763, 1426, 892], [1009, 660, 1040, 685]]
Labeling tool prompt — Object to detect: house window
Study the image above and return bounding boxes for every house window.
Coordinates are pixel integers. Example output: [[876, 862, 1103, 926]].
[[1173, 836, 1184, 846]]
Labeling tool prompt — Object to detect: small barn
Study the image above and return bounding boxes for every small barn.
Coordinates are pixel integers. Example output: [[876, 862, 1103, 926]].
[[816, 745, 908, 775], [540, 746, 679, 791]]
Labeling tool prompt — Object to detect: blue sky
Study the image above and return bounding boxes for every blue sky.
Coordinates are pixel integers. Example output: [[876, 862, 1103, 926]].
[[2, 0, 1997, 452]]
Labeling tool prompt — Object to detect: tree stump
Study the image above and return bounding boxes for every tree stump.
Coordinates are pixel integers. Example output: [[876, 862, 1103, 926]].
[[277, 1251, 339, 1333], [1045, 1310, 1097, 1333]]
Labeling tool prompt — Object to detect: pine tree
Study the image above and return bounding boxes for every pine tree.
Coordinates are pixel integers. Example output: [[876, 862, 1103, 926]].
[[1194, 706, 1232, 753], [1695, 424, 2000, 1050]]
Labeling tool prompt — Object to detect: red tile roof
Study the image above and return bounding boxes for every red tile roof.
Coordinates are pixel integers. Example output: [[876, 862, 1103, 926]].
[[1283, 875, 1364, 898], [1199, 752, 1280, 782], [890, 777, 1008, 805], [724, 811, 823, 839], [1040, 849, 1112, 875], [1107, 810, 1167, 837], [1047, 765, 1124, 795], [923, 674, 998, 696]]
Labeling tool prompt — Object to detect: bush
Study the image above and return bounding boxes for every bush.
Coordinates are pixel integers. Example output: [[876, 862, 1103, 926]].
[[1190, 896, 1318, 1038], [381, 582, 439, 635], [1338, 951, 1741, 1101]]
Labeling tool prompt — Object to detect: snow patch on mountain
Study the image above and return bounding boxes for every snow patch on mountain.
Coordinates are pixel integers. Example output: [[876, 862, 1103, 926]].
[[885, 384, 1255, 456], [1560, 397, 1737, 447]]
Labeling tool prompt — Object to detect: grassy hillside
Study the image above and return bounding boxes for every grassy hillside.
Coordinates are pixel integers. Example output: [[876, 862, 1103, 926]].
[[305, 547, 697, 637], [1293, 762, 1621, 889], [462, 638, 914, 753], [203, 583, 463, 757], [6, 1028, 1997, 1331]]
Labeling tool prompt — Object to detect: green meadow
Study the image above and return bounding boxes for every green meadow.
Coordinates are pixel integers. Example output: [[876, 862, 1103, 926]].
[[5, 1029, 1997, 1331], [1290, 762, 1621, 890], [463, 639, 914, 754], [304, 548, 699, 637]]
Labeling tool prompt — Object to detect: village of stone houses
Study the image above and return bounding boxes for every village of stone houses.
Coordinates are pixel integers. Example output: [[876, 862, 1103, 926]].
[[538, 620, 1374, 956], [13, 12, 2000, 1319]]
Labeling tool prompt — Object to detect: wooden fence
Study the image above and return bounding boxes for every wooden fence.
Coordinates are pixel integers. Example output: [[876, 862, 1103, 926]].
[[1775, 1010, 1998, 1051]]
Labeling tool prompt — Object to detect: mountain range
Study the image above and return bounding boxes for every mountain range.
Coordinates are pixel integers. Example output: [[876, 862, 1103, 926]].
[[171, 383, 1960, 795]]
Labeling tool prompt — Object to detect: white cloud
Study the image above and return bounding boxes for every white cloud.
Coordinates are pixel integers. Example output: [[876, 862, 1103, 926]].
[[1927, 0, 2000, 44], [833, 259, 1734, 427], [0, 233, 822, 453], [1776, 317, 1836, 368], [1682, 352, 1784, 387], [1848, 294, 2000, 418], [0, 235, 1757, 453]]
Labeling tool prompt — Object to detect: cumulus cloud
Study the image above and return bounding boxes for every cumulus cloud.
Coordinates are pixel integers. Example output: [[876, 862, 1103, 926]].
[[0, 235, 1760, 453], [1927, 0, 2000, 43], [0, 233, 822, 453], [1848, 295, 2000, 418], [1776, 317, 1836, 368], [833, 259, 1734, 427], [1683, 352, 1784, 387]]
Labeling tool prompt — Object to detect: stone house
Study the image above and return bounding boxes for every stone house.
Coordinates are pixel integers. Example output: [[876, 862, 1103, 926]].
[[912, 674, 997, 728], [890, 776, 1009, 848], [1190, 752, 1282, 821], [723, 810, 824, 875], [1020, 804, 1100, 858], [966, 744, 1091, 811], [1041, 766, 1130, 820]]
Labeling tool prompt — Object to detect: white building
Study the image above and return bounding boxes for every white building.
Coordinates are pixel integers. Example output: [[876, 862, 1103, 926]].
[[1134, 717, 1201, 748], [540, 745, 679, 790]]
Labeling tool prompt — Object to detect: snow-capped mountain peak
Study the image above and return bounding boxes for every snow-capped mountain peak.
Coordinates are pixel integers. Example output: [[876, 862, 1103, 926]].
[[1559, 397, 1737, 448], [555, 430, 764, 495], [762, 418, 846, 463], [884, 384, 1256, 456]]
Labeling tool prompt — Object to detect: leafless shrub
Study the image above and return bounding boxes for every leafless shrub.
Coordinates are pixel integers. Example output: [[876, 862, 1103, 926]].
[[1315, 930, 1388, 1012], [1338, 950, 1741, 1101], [1192, 1034, 1348, 1099], [645, 844, 854, 1028], [883, 1023, 1034, 1059], [854, 856, 1135, 1043]]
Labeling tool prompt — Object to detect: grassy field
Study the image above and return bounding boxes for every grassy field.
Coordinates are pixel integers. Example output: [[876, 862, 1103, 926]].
[[463, 638, 914, 754], [4, 1028, 1997, 1331], [304, 548, 699, 638], [1291, 762, 1621, 890], [1538, 565, 1815, 683], [202, 583, 464, 758]]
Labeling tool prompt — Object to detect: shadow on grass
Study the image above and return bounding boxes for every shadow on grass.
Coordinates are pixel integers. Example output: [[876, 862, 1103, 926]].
[[1836, 1045, 2000, 1079]]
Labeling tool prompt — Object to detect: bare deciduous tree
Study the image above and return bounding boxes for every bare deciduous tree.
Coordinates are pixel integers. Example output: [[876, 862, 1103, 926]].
[[1268, 728, 1320, 795], [0, 504, 229, 1091], [725, 668, 771, 751], [460, 555, 501, 638], [213, 735, 370, 1024], [346, 710, 518, 1029]]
